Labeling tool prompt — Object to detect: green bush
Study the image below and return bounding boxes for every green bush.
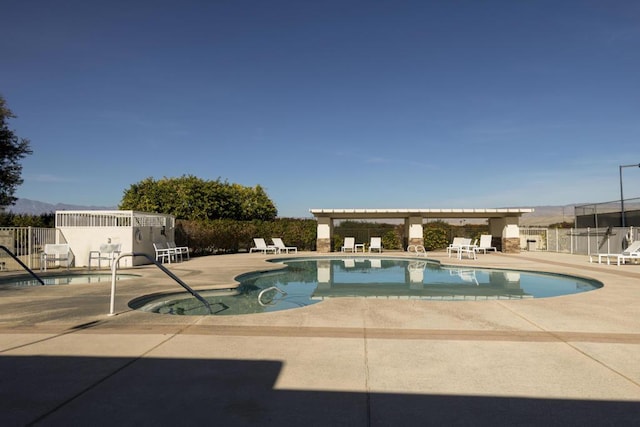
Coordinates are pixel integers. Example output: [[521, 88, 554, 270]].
[[176, 218, 317, 254], [423, 221, 450, 250], [382, 230, 402, 250]]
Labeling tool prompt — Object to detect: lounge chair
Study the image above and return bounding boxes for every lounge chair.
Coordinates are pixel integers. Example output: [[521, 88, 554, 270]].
[[475, 235, 497, 254], [341, 237, 355, 252], [447, 238, 472, 258], [369, 237, 383, 253], [271, 238, 297, 254], [590, 241, 640, 265], [617, 241, 640, 265], [250, 238, 277, 254]]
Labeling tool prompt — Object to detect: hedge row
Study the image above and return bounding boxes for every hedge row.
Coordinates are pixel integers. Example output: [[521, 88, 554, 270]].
[[175, 218, 318, 255], [174, 218, 490, 256]]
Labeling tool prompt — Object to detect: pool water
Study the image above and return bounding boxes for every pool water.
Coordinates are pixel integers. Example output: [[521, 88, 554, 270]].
[[131, 258, 602, 316], [0, 274, 137, 287]]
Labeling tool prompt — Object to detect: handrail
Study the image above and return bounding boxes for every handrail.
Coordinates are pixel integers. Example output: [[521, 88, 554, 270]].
[[109, 252, 212, 316], [257, 286, 287, 307], [0, 245, 45, 285]]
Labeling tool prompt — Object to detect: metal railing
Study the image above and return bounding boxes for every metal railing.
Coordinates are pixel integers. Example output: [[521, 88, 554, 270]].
[[0, 227, 59, 270], [108, 252, 211, 316], [0, 245, 44, 285]]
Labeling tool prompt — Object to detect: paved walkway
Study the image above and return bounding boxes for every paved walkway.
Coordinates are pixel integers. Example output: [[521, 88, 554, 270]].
[[1, 251, 639, 426]]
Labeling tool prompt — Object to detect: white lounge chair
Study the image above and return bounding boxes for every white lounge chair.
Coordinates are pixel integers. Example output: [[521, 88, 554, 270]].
[[617, 241, 640, 265], [88, 243, 122, 270], [250, 238, 277, 254], [591, 241, 640, 265], [369, 237, 383, 253], [475, 235, 497, 254], [447, 238, 471, 258], [271, 238, 297, 254], [341, 237, 355, 252]]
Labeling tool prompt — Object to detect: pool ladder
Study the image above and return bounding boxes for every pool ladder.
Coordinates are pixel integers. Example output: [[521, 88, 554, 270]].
[[108, 252, 212, 316], [0, 245, 45, 285]]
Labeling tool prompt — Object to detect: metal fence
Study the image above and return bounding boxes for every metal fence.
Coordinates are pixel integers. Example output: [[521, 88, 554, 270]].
[[575, 197, 640, 228], [520, 226, 638, 255], [0, 227, 60, 271]]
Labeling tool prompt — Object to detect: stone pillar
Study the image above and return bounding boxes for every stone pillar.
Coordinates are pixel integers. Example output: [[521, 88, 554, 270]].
[[489, 217, 522, 253], [406, 216, 424, 248], [316, 216, 333, 253]]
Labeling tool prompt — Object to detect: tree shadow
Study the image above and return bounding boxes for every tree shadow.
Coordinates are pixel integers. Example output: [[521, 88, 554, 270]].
[[1, 356, 638, 426]]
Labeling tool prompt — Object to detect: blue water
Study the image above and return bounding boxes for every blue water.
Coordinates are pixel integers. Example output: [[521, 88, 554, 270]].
[[133, 258, 602, 316], [0, 274, 137, 287]]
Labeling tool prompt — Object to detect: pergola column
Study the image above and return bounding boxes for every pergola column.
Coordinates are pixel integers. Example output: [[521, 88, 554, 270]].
[[316, 216, 333, 253], [489, 218, 520, 253], [406, 216, 424, 248]]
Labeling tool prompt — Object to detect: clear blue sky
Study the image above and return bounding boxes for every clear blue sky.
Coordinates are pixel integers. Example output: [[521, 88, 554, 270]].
[[2, 0, 639, 218]]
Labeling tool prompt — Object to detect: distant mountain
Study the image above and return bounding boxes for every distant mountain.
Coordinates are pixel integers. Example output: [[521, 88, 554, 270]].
[[6, 198, 118, 215], [519, 205, 576, 226]]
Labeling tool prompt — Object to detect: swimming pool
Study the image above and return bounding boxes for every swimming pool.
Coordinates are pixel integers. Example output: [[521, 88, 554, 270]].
[[130, 257, 602, 316], [0, 273, 139, 287]]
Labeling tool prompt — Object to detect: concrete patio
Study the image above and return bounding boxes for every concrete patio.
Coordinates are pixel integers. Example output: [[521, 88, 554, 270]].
[[1, 250, 639, 426]]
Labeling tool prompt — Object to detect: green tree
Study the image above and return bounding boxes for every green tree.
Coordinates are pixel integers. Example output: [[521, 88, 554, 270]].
[[0, 95, 33, 209], [120, 175, 277, 221]]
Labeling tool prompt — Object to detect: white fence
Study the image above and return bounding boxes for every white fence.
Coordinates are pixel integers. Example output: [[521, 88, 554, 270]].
[[0, 227, 60, 271]]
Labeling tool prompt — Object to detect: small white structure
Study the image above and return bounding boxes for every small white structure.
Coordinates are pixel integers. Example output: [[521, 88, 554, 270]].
[[55, 210, 176, 267]]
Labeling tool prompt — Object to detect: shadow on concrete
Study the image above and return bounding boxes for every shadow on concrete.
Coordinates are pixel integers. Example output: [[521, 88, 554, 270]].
[[1, 356, 638, 426]]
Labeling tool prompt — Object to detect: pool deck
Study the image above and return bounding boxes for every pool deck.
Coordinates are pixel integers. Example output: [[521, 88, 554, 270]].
[[1, 251, 639, 426]]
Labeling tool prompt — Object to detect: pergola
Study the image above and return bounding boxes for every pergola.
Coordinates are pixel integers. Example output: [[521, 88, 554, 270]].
[[309, 208, 534, 253]]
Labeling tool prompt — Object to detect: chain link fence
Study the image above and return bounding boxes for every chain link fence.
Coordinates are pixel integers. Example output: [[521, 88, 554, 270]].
[[521, 226, 638, 255]]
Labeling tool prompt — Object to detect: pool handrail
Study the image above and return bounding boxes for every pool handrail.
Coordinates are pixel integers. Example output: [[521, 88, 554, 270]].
[[257, 286, 287, 307], [109, 252, 212, 316], [0, 245, 45, 286]]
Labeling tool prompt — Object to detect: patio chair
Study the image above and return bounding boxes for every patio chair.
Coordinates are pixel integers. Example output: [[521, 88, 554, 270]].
[[40, 244, 72, 271], [447, 238, 472, 258], [475, 235, 497, 254], [153, 242, 174, 263], [341, 237, 356, 252], [168, 241, 190, 261], [88, 243, 122, 270], [369, 237, 383, 253], [271, 238, 297, 254], [250, 238, 277, 254]]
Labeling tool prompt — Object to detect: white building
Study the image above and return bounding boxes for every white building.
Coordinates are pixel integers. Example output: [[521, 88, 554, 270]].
[[55, 210, 175, 267]]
